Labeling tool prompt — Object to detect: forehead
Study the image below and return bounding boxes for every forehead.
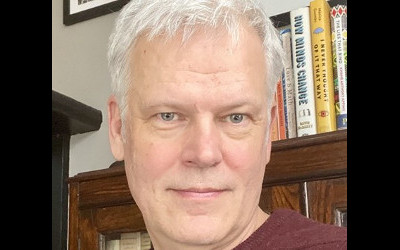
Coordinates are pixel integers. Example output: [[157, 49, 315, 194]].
[[126, 25, 268, 112], [130, 25, 266, 74]]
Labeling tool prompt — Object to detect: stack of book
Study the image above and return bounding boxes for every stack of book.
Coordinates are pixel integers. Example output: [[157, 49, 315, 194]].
[[100, 231, 152, 250], [270, 0, 347, 141]]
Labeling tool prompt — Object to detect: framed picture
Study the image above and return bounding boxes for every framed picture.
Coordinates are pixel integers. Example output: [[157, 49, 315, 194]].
[[63, 0, 130, 26]]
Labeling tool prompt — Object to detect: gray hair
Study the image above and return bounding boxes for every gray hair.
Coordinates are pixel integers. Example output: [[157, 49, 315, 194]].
[[108, 0, 284, 126]]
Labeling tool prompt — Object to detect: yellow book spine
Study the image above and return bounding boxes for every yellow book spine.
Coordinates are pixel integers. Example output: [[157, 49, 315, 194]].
[[310, 0, 337, 133]]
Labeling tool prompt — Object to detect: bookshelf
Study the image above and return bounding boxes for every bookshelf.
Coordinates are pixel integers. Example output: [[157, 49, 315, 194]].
[[67, 0, 347, 248], [270, 0, 347, 29]]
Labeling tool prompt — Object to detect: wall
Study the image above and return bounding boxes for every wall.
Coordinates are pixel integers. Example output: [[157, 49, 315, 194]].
[[52, 0, 119, 177], [52, 0, 311, 177], [261, 0, 312, 16]]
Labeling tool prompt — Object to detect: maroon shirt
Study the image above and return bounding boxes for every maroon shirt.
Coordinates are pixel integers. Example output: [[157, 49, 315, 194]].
[[233, 208, 347, 249], [150, 208, 347, 249]]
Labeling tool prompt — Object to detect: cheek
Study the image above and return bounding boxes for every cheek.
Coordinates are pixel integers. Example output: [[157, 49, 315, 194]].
[[124, 138, 181, 214], [128, 139, 181, 182], [223, 136, 268, 178], [223, 138, 267, 206]]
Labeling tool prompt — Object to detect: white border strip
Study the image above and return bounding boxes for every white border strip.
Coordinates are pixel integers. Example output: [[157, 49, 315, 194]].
[[70, 0, 118, 15]]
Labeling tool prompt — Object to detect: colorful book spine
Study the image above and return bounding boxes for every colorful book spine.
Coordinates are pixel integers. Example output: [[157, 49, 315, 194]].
[[290, 7, 317, 137], [309, 0, 337, 133], [279, 25, 297, 139], [330, 4, 347, 130], [276, 77, 287, 140]]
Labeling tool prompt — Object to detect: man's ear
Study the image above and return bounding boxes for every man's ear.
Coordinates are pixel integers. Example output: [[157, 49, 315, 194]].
[[107, 95, 124, 161], [268, 103, 278, 139], [264, 98, 278, 164]]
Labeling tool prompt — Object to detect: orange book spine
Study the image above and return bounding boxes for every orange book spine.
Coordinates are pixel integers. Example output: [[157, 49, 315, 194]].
[[276, 78, 287, 140]]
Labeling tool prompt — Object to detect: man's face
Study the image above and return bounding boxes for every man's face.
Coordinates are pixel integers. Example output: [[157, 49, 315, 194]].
[[112, 26, 274, 248]]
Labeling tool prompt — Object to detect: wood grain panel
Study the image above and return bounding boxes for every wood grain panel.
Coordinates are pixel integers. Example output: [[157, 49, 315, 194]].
[[264, 139, 346, 186], [79, 209, 99, 250], [78, 175, 134, 209], [68, 182, 79, 250], [69, 161, 125, 182], [259, 183, 303, 214], [94, 204, 147, 235], [306, 177, 347, 225]]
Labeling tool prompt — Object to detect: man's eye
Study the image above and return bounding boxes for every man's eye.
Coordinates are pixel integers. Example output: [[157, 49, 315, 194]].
[[159, 112, 176, 121], [229, 114, 244, 123]]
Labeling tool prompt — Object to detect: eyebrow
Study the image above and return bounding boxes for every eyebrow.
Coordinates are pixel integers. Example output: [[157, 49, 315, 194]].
[[139, 99, 264, 113]]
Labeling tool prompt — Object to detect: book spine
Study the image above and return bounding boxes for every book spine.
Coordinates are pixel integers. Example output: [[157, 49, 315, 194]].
[[140, 232, 152, 250], [279, 26, 297, 138], [281, 70, 289, 138], [331, 4, 347, 130], [290, 7, 317, 137], [276, 77, 287, 140], [120, 232, 141, 250], [309, 0, 337, 133], [106, 240, 121, 250]]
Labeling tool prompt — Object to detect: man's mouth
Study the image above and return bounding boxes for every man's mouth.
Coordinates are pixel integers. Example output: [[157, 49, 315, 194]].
[[168, 188, 227, 199]]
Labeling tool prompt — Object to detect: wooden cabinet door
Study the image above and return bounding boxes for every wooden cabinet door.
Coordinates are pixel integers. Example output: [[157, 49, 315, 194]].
[[307, 177, 347, 226]]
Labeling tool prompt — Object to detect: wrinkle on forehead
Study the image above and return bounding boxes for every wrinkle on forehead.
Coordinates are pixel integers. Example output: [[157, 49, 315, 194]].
[[130, 24, 265, 77]]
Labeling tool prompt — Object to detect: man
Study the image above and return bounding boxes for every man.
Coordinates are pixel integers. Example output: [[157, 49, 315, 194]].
[[107, 0, 347, 249]]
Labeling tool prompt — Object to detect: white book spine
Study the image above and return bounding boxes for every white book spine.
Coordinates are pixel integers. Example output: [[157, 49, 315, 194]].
[[106, 239, 120, 250], [290, 7, 317, 136], [120, 232, 141, 250], [279, 26, 297, 139], [140, 232, 152, 250]]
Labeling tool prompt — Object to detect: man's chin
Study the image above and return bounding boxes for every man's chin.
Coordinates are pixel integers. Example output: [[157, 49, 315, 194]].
[[175, 228, 225, 247], [170, 216, 231, 246]]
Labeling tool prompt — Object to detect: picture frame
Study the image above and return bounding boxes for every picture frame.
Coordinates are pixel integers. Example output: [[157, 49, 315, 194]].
[[63, 0, 130, 26]]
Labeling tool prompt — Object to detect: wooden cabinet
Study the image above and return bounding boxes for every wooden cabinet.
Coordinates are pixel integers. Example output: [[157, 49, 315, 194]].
[[68, 129, 347, 249]]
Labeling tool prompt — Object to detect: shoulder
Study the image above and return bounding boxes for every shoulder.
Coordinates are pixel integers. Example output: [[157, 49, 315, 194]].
[[235, 208, 347, 250], [270, 209, 347, 249]]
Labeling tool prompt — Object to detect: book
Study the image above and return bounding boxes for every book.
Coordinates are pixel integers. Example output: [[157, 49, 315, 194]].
[[290, 7, 317, 136], [106, 239, 120, 250], [309, 0, 337, 133], [120, 232, 141, 250], [276, 77, 287, 140], [279, 25, 297, 139], [140, 232, 152, 250], [330, 4, 347, 130]]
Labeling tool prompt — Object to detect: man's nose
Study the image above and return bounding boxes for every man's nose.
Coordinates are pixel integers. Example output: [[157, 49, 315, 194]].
[[181, 118, 223, 168]]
